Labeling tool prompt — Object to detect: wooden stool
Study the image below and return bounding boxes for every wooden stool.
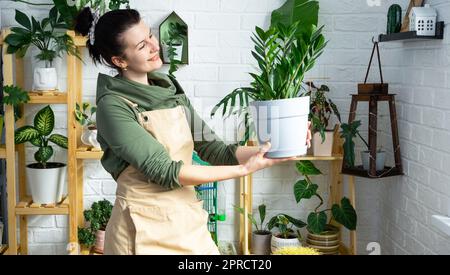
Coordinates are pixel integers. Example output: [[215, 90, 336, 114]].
[[342, 94, 403, 178]]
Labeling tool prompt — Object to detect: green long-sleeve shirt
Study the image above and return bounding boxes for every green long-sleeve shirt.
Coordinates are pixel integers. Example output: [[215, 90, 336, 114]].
[[95, 71, 239, 190]]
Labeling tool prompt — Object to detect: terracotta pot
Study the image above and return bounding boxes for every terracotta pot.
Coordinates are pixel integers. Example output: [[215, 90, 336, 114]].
[[93, 230, 105, 254], [251, 231, 271, 255], [306, 225, 340, 255]]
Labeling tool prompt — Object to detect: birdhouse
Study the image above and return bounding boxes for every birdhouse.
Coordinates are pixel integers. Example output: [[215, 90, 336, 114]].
[[409, 4, 437, 36]]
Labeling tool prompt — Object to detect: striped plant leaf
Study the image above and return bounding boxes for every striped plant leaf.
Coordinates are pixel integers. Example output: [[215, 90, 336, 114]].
[[34, 105, 54, 136], [48, 134, 68, 149], [14, 126, 40, 144]]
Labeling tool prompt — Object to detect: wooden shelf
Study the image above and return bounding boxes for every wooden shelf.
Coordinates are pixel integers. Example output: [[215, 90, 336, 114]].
[[379, 21, 444, 42], [28, 91, 67, 104], [342, 165, 403, 178], [0, 145, 5, 159], [76, 147, 103, 159], [15, 196, 69, 216]]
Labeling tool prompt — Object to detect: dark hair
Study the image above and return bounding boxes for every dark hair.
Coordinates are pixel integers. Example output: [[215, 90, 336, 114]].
[[74, 8, 141, 71]]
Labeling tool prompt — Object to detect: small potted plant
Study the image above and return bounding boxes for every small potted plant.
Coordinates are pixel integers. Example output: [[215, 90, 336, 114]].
[[162, 22, 187, 77], [340, 120, 386, 171], [305, 82, 341, 156], [77, 227, 95, 255], [235, 204, 272, 255], [83, 199, 113, 254], [74, 102, 100, 149], [14, 105, 68, 204], [4, 7, 80, 91], [267, 214, 305, 253], [294, 160, 357, 255]]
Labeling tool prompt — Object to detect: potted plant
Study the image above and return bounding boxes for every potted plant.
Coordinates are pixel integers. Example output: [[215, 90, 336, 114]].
[[77, 227, 95, 255], [1, 85, 31, 140], [74, 102, 100, 149], [14, 105, 68, 204], [83, 199, 113, 254], [211, 17, 326, 157], [305, 82, 341, 156], [235, 204, 272, 255], [4, 7, 81, 91], [267, 214, 305, 253], [162, 22, 187, 77], [294, 160, 357, 254], [340, 120, 386, 171]]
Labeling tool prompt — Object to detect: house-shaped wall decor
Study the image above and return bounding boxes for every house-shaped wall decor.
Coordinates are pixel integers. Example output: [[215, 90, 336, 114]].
[[409, 4, 437, 36], [159, 12, 189, 65]]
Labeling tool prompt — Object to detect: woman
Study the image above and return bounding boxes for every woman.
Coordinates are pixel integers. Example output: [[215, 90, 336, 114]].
[[74, 8, 311, 255]]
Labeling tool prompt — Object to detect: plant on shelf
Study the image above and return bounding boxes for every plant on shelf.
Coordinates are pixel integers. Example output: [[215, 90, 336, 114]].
[[14, 105, 68, 204], [163, 22, 187, 78], [77, 227, 95, 255], [235, 204, 272, 255], [4, 7, 81, 91], [305, 82, 341, 156], [267, 214, 306, 253], [293, 160, 356, 254], [74, 102, 100, 149], [82, 199, 113, 254], [211, 0, 326, 157], [2, 85, 30, 122], [340, 120, 386, 171]]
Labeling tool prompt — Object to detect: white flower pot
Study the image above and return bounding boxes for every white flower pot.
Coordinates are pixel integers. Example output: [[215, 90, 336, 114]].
[[162, 42, 183, 62], [312, 131, 334, 157], [250, 96, 310, 158], [33, 67, 58, 91], [81, 128, 101, 149], [271, 233, 301, 253], [361, 150, 386, 171], [26, 162, 67, 204]]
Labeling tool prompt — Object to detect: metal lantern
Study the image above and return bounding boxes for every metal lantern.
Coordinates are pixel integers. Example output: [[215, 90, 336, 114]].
[[409, 4, 437, 36]]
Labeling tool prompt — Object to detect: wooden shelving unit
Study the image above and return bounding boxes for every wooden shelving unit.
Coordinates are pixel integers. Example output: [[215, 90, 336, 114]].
[[239, 129, 357, 255], [0, 29, 92, 255]]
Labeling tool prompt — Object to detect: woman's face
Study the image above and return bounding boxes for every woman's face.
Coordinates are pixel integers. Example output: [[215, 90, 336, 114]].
[[117, 20, 162, 73]]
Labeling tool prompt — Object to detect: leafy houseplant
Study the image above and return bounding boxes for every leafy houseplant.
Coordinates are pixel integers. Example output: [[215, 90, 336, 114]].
[[14, 105, 68, 204], [235, 204, 272, 255], [305, 83, 341, 156], [5, 7, 80, 90], [82, 199, 113, 254], [77, 227, 95, 254], [340, 120, 386, 171], [267, 214, 306, 253], [211, 0, 326, 157], [74, 102, 100, 149], [162, 22, 187, 78], [2, 85, 30, 122]]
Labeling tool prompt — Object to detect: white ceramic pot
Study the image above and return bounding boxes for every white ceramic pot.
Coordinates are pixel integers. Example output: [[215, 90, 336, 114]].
[[270, 233, 301, 253], [33, 67, 58, 91], [250, 96, 310, 158], [312, 131, 334, 157], [361, 150, 386, 171], [26, 162, 67, 204], [162, 42, 183, 62], [81, 128, 101, 149]]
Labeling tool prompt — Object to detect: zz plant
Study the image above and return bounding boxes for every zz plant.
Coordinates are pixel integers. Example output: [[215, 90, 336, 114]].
[[14, 105, 68, 168]]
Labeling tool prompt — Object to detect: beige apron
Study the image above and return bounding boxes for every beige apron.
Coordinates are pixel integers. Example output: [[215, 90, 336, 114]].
[[103, 96, 220, 255]]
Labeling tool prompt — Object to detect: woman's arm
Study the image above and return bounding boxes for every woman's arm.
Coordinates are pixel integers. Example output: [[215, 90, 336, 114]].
[[179, 142, 296, 186]]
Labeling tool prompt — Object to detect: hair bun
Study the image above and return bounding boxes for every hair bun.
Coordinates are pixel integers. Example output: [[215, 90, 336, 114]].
[[74, 7, 94, 36]]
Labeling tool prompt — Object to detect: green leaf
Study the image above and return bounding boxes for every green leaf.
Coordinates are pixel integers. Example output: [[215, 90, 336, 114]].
[[331, 197, 357, 231], [35, 146, 53, 164], [48, 134, 68, 149], [307, 211, 327, 234], [234, 205, 258, 230], [52, 0, 78, 30], [258, 204, 266, 227], [283, 214, 306, 228], [14, 126, 40, 144], [296, 160, 322, 175], [30, 137, 42, 147], [34, 105, 54, 136], [15, 10, 31, 30], [271, 0, 319, 35], [294, 179, 318, 203]]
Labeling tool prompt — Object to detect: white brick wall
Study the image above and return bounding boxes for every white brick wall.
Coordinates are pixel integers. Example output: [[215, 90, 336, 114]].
[[1, 0, 449, 255]]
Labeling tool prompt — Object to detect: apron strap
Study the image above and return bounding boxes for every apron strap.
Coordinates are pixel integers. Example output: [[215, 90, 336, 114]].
[[114, 95, 142, 123]]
